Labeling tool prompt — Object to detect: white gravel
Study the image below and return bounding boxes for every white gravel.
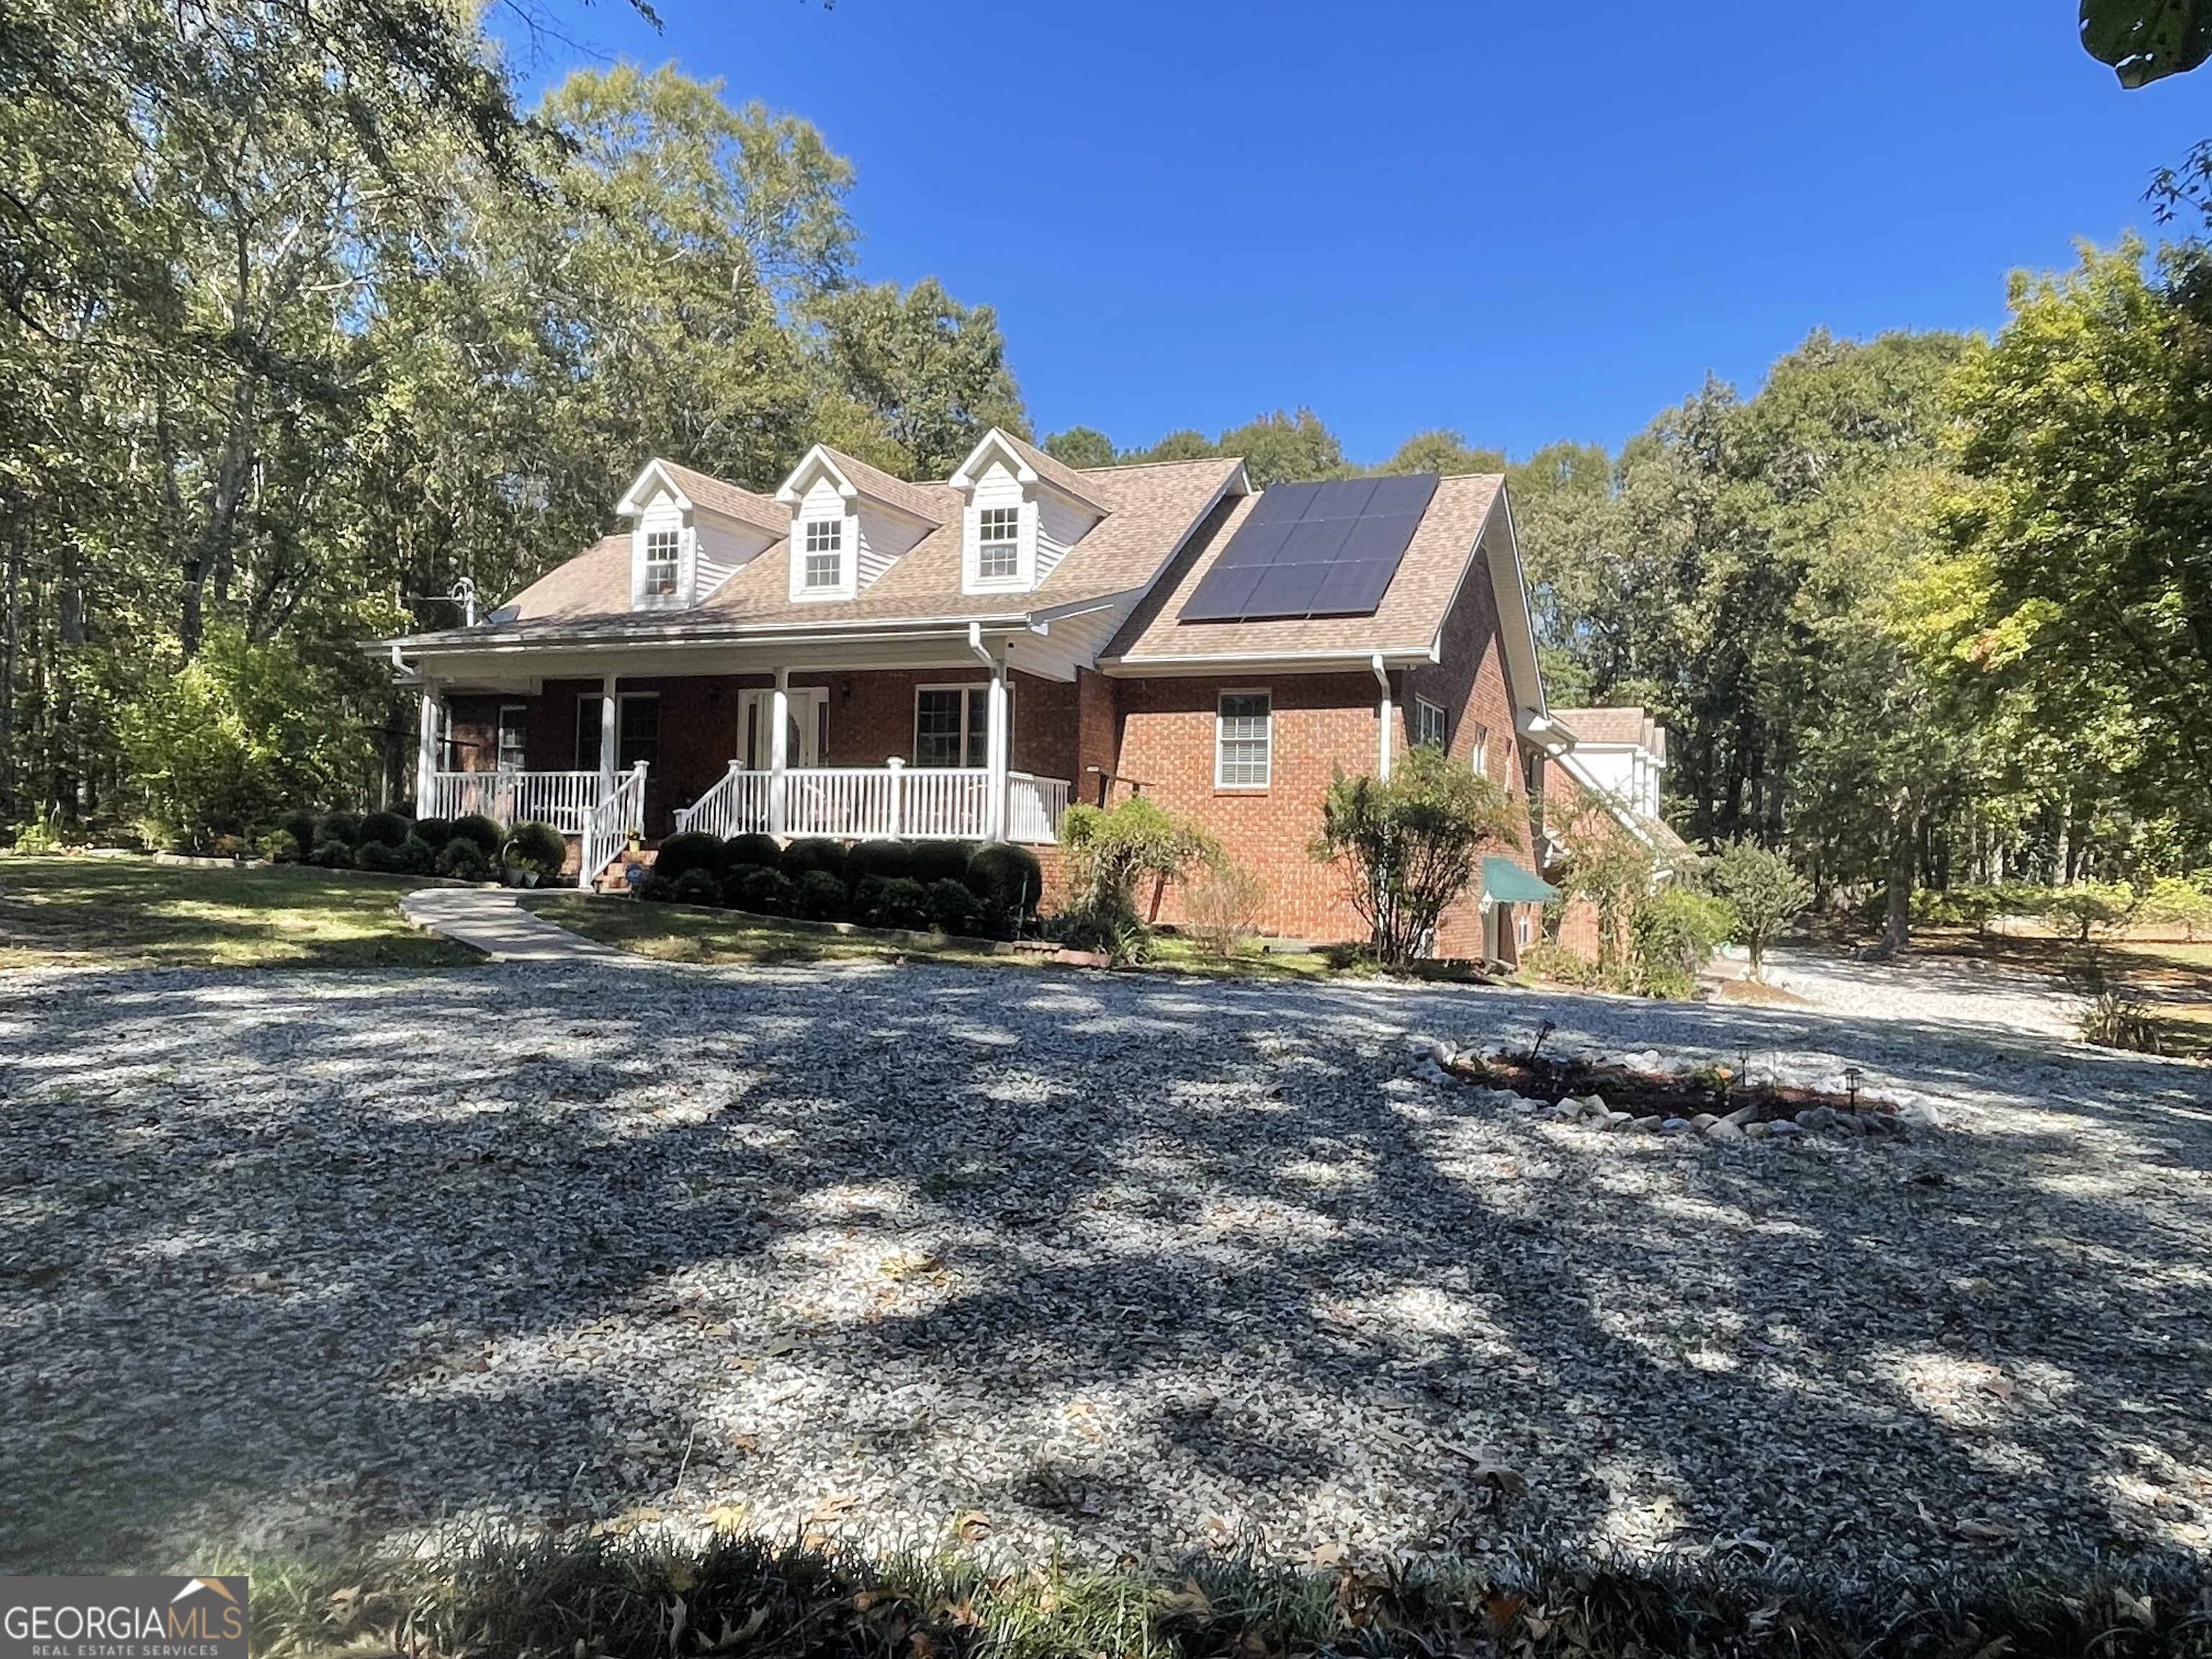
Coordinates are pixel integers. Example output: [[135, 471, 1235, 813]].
[[1752, 944, 2088, 1039], [0, 953, 2206, 1585]]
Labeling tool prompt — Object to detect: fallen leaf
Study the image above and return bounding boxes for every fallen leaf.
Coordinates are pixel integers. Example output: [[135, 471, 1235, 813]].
[[1156, 1580, 1213, 1623]]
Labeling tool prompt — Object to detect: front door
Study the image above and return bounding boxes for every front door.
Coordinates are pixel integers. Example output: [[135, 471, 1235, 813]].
[[739, 688, 824, 769]]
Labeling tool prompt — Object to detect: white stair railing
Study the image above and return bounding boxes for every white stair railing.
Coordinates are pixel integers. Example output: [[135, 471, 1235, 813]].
[[673, 761, 770, 841], [577, 763, 648, 889], [1007, 773, 1071, 844]]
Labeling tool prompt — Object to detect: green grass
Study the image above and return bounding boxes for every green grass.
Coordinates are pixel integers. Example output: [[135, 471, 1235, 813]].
[[521, 892, 1345, 981], [217, 1527, 2209, 1659], [0, 854, 475, 971]]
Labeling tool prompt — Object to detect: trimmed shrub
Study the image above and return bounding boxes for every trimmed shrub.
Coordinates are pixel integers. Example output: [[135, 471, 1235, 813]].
[[873, 876, 931, 932], [450, 813, 504, 855], [505, 820, 567, 879], [781, 837, 846, 881], [436, 839, 490, 881], [354, 839, 406, 873], [395, 837, 434, 876], [734, 867, 799, 916], [966, 842, 1043, 922], [637, 872, 678, 904], [720, 833, 782, 873], [359, 810, 410, 848], [672, 868, 721, 907], [412, 817, 454, 850], [796, 868, 850, 922], [845, 838, 912, 886], [654, 831, 724, 883], [316, 811, 362, 848], [279, 810, 318, 860], [909, 840, 977, 887], [925, 878, 983, 937], [310, 838, 353, 868], [850, 874, 888, 925]]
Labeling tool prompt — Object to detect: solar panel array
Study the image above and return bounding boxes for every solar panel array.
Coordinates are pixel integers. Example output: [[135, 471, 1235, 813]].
[[1178, 473, 1440, 623]]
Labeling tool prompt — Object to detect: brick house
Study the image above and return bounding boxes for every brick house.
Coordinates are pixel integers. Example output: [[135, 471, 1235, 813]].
[[384, 431, 1664, 960]]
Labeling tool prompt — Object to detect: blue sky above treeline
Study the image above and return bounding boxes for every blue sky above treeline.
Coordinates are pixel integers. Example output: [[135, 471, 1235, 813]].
[[495, 0, 2209, 464]]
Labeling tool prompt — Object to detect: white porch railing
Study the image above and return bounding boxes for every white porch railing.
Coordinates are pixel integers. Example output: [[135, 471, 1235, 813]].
[[422, 770, 601, 833], [675, 763, 1071, 845], [579, 763, 649, 889]]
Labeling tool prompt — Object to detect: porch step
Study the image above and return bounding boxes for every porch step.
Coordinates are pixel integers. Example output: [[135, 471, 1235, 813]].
[[593, 848, 654, 895]]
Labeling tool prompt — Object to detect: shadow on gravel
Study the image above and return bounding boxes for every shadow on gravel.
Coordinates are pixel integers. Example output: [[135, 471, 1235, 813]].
[[0, 962, 2206, 1590]]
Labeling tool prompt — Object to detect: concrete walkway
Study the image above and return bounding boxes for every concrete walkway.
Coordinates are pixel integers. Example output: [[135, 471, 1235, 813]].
[[398, 887, 624, 963]]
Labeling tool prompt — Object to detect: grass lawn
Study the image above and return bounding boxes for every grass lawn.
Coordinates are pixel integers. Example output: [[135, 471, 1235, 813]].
[[521, 891, 1342, 980], [0, 854, 476, 971]]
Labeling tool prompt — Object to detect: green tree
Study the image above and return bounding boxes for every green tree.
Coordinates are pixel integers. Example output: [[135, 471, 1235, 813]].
[[1311, 745, 1521, 966], [808, 276, 1028, 479], [1043, 427, 1118, 468], [1709, 839, 1812, 980], [1059, 796, 1217, 931], [1377, 429, 1506, 476], [2081, 0, 2212, 85]]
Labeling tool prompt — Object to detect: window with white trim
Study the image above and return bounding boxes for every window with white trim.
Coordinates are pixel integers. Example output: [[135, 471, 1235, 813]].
[[977, 505, 1020, 580], [1415, 698, 1448, 750], [497, 703, 529, 773], [642, 527, 680, 598], [1469, 720, 1489, 777], [915, 685, 1002, 768], [803, 519, 843, 589], [575, 693, 660, 773], [1215, 691, 1272, 788]]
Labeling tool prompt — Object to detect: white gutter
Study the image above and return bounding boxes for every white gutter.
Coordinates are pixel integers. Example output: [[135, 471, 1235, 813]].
[[1371, 652, 1393, 781], [1097, 646, 1431, 675]]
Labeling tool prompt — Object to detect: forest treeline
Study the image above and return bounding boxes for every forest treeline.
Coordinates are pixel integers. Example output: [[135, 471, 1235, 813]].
[[7, 1, 2212, 940]]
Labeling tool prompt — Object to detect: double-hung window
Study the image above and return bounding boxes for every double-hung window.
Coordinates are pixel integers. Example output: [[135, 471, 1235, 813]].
[[575, 693, 661, 774], [1469, 720, 1490, 777], [642, 527, 681, 598], [1415, 698, 1448, 750], [803, 519, 843, 590], [976, 505, 1020, 581], [496, 704, 529, 773], [914, 685, 994, 768], [1215, 691, 1272, 788]]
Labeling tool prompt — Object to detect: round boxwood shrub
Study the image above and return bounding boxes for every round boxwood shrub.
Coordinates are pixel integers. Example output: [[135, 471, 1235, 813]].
[[450, 813, 503, 855], [504, 820, 567, 879], [967, 842, 1043, 921], [354, 839, 405, 873], [310, 838, 353, 868], [279, 810, 318, 860], [436, 839, 491, 881], [733, 866, 799, 917], [781, 837, 845, 882], [909, 840, 977, 886], [672, 867, 721, 907], [873, 876, 931, 932], [359, 809, 410, 848], [845, 838, 912, 887], [720, 833, 782, 873], [796, 867, 850, 922], [655, 831, 724, 883], [637, 872, 678, 903], [395, 837, 435, 876], [412, 817, 454, 850], [925, 877, 984, 937], [316, 811, 361, 848]]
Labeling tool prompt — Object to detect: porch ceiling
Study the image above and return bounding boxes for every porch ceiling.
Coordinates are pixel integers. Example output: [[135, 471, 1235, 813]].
[[401, 630, 1071, 693]]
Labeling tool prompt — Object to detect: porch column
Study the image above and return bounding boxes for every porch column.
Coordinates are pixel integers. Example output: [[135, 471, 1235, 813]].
[[598, 672, 619, 791], [415, 680, 442, 809], [985, 644, 1010, 842], [768, 666, 791, 837]]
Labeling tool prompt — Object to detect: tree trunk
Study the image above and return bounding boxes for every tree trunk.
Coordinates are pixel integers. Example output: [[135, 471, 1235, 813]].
[[0, 511, 22, 820], [1879, 806, 1917, 956]]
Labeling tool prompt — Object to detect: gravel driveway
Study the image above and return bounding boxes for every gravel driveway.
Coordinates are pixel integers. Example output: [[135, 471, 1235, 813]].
[[1, 952, 2206, 1585]]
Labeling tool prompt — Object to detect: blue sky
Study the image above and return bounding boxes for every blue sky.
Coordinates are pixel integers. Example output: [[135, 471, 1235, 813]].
[[496, 0, 2209, 464]]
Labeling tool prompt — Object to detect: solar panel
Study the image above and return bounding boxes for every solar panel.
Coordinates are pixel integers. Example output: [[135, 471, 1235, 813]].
[[1180, 472, 1439, 622]]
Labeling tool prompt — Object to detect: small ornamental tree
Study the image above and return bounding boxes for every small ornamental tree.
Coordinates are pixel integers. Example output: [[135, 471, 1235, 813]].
[[1060, 796, 1218, 929], [1310, 746, 1519, 966], [2140, 873, 2212, 941], [1709, 839, 1813, 981], [2044, 880, 2137, 945]]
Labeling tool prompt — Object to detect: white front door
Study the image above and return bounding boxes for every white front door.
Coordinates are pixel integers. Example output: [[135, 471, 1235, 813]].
[[739, 688, 824, 770]]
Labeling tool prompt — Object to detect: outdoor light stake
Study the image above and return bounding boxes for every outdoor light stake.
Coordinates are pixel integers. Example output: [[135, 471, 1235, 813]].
[[1529, 1019, 1557, 1063], [1843, 1066, 1862, 1109]]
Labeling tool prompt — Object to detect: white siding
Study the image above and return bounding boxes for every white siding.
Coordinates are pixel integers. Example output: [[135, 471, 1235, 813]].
[[855, 508, 927, 590], [632, 498, 687, 610], [693, 511, 771, 600], [1035, 493, 1100, 584], [961, 462, 1028, 594], [790, 479, 853, 601]]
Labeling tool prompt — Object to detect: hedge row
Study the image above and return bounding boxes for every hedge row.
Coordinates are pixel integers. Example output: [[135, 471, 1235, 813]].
[[274, 809, 564, 883], [641, 835, 1043, 940]]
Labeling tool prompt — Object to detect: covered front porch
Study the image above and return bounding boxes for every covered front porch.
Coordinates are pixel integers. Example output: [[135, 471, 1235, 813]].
[[411, 649, 1081, 888]]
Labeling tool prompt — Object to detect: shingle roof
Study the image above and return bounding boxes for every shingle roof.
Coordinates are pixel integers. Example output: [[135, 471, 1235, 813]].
[[807, 446, 949, 526], [1554, 705, 1661, 755], [475, 456, 1246, 639], [997, 432, 1110, 514], [1100, 473, 1506, 662], [655, 462, 786, 539]]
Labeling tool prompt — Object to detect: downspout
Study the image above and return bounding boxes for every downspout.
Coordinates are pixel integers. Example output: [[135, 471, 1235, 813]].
[[1371, 652, 1393, 781], [969, 622, 1010, 841]]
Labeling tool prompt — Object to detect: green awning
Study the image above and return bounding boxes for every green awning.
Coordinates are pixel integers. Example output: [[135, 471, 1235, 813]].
[[1483, 856, 1559, 904]]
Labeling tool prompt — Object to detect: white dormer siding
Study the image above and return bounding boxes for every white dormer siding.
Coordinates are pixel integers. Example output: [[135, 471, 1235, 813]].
[[1036, 494, 1092, 583], [631, 497, 689, 610], [619, 459, 777, 611], [791, 477, 854, 601], [950, 444, 1103, 596]]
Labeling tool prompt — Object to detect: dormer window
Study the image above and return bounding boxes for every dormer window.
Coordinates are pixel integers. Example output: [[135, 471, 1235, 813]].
[[803, 519, 843, 590], [977, 507, 1020, 580], [643, 528, 681, 598]]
